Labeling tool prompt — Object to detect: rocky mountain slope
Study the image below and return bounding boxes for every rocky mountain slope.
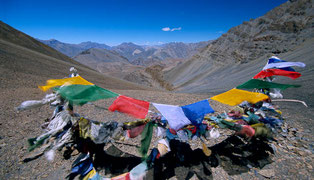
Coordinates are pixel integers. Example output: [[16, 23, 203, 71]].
[[73, 48, 130, 72], [0, 21, 72, 62], [73, 48, 175, 90], [165, 0, 313, 95], [40, 39, 111, 57], [111, 42, 146, 62], [73, 48, 147, 84]]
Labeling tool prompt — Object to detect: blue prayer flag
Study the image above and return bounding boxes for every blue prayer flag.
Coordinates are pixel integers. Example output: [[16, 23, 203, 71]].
[[268, 58, 295, 72], [181, 100, 214, 125]]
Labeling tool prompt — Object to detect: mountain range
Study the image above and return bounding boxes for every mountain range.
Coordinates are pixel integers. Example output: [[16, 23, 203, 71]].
[[40, 38, 211, 88], [39, 39, 111, 57], [110, 41, 210, 65], [40, 39, 210, 62]]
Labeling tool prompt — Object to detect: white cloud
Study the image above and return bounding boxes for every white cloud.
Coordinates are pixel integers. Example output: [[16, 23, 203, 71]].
[[171, 27, 182, 31], [217, 31, 224, 34], [162, 27, 182, 32], [162, 27, 171, 31]]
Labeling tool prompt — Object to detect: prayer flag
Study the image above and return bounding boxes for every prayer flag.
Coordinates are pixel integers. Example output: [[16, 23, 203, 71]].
[[109, 95, 150, 119], [153, 103, 191, 130], [138, 121, 154, 158], [202, 143, 211, 156], [262, 57, 305, 70], [210, 89, 269, 106], [78, 117, 119, 144], [39, 76, 94, 91], [236, 125, 255, 138], [129, 162, 148, 180], [253, 69, 301, 79], [236, 79, 301, 90], [69, 153, 94, 179], [127, 124, 146, 138], [181, 100, 215, 125], [82, 168, 101, 180], [267, 57, 296, 71], [111, 173, 130, 180], [123, 119, 150, 129], [55, 85, 119, 105], [263, 61, 305, 70], [153, 100, 215, 130]]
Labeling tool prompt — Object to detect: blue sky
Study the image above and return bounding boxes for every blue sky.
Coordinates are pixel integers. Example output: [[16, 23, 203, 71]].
[[1, 0, 287, 46]]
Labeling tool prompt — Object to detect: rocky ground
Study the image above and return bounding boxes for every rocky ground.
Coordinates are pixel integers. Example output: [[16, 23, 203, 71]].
[[0, 86, 313, 179]]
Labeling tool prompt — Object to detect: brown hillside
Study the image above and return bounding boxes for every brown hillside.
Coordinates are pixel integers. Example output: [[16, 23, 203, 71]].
[[166, 0, 313, 92]]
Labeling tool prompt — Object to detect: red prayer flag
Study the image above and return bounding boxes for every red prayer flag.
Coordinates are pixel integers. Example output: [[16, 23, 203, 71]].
[[253, 69, 301, 80], [111, 172, 130, 180], [236, 125, 255, 138], [127, 124, 146, 138], [108, 95, 150, 119]]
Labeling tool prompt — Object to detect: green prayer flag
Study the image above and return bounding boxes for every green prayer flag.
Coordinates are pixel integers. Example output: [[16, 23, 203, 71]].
[[236, 79, 301, 90], [55, 85, 119, 105], [138, 121, 154, 159], [28, 135, 49, 152]]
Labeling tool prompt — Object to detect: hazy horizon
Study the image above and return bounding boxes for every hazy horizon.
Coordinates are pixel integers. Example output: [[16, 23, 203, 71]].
[[38, 38, 213, 46]]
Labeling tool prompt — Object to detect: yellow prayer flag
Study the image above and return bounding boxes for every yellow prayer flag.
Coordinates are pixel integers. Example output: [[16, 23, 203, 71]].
[[82, 168, 97, 180], [251, 123, 265, 128], [78, 117, 91, 139], [202, 143, 211, 156], [38, 76, 94, 91], [157, 143, 169, 156], [210, 89, 269, 106]]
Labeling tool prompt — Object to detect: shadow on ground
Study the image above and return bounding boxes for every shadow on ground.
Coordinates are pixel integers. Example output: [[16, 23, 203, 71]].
[[69, 135, 274, 179]]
